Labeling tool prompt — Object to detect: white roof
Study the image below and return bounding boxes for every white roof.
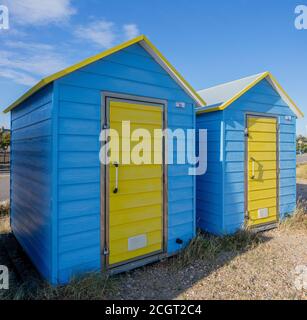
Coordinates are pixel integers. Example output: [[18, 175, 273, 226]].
[[198, 73, 264, 107], [196, 72, 303, 118]]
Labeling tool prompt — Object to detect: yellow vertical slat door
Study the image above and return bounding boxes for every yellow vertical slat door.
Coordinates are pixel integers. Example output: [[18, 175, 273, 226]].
[[108, 100, 163, 266], [247, 117, 278, 227]]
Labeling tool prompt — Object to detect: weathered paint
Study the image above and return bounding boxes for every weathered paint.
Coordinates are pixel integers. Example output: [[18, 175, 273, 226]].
[[197, 78, 297, 235], [9, 43, 196, 284]]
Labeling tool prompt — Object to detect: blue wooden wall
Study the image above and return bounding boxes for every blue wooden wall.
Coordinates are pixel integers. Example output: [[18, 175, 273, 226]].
[[53, 43, 196, 283], [197, 78, 297, 235], [10, 84, 54, 281], [196, 111, 224, 234]]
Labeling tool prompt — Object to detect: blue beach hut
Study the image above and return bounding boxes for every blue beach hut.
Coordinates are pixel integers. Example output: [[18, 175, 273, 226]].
[[196, 72, 303, 235], [3, 35, 206, 284]]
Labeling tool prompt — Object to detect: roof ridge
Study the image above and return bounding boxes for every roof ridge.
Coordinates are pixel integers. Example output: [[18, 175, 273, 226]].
[[197, 72, 266, 93], [3, 35, 206, 113], [196, 71, 303, 118]]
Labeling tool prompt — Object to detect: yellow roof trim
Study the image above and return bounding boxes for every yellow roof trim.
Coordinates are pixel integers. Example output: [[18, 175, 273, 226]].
[[267, 72, 304, 118], [3, 35, 206, 113], [196, 105, 222, 114], [197, 72, 304, 118]]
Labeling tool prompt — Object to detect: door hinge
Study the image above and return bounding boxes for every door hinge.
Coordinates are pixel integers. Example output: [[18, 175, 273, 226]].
[[245, 211, 249, 219], [244, 128, 249, 137], [103, 124, 109, 129], [103, 247, 109, 256]]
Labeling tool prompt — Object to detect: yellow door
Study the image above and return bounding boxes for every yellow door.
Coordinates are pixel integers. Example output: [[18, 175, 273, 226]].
[[107, 100, 164, 266], [247, 116, 278, 227]]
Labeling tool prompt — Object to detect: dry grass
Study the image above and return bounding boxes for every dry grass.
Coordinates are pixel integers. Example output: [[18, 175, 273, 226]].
[[279, 199, 307, 232], [297, 163, 307, 180], [1, 177, 306, 300], [1, 272, 118, 300], [0, 200, 10, 234], [174, 230, 262, 268], [0, 215, 10, 234], [0, 200, 117, 300]]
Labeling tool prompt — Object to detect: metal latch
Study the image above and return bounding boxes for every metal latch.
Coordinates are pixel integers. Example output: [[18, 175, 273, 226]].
[[103, 247, 109, 255], [244, 128, 249, 137]]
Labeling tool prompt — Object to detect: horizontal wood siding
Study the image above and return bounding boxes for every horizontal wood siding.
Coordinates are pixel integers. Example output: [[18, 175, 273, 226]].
[[223, 78, 296, 234], [196, 112, 224, 234], [55, 43, 195, 283], [10, 84, 53, 281]]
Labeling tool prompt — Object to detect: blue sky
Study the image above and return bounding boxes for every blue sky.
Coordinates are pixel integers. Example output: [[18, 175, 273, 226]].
[[0, 0, 306, 134]]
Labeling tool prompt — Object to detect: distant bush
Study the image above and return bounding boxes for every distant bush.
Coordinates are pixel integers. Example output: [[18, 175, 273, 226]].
[[0, 200, 9, 217]]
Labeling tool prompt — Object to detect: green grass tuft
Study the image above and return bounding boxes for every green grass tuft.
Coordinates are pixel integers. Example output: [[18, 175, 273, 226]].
[[174, 230, 262, 268]]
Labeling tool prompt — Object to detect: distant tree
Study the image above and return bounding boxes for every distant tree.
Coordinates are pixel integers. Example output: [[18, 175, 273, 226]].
[[0, 130, 10, 163], [297, 135, 307, 153]]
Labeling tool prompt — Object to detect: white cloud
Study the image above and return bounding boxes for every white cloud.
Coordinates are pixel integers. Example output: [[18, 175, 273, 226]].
[[74, 20, 141, 48], [123, 24, 140, 40], [0, 69, 37, 86], [0, 13, 141, 86], [0, 47, 67, 75], [74, 20, 117, 48], [0, 41, 69, 85], [4, 40, 54, 52], [5, 0, 76, 25]]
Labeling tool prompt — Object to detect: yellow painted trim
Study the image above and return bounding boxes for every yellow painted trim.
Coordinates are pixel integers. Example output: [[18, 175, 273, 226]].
[[197, 71, 304, 118], [3, 35, 206, 113], [3, 35, 146, 113], [196, 105, 222, 114], [220, 72, 269, 111], [141, 36, 206, 107], [267, 72, 304, 118]]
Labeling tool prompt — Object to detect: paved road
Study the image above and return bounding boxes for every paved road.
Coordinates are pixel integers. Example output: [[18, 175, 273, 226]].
[[0, 173, 9, 201], [297, 154, 307, 164]]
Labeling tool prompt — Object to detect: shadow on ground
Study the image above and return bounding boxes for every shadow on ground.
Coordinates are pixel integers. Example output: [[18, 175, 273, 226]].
[[0, 231, 42, 298], [0, 217, 273, 300], [109, 233, 273, 299], [297, 181, 307, 204], [2, 179, 307, 299]]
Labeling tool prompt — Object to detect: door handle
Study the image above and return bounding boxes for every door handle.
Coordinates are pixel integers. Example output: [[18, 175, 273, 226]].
[[251, 157, 255, 179], [113, 162, 119, 194]]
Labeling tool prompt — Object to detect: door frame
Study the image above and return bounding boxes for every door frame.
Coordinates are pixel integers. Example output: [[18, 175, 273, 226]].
[[100, 92, 168, 271], [244, 112, 280, 229]]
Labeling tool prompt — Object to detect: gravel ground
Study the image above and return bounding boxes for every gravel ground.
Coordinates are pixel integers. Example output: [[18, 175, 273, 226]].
[[106, 179, 307, 300], [1, 180, 306, 300], [107, 228, 307, 300]]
